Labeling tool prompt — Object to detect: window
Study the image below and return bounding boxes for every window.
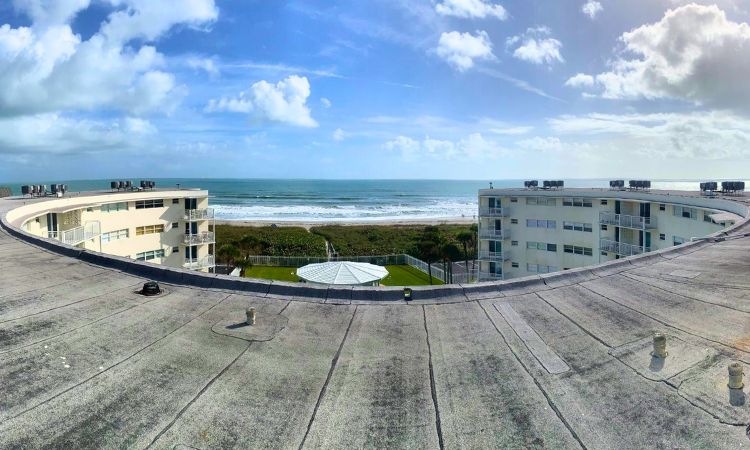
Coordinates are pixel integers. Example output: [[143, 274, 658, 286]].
[[526, 197, 555, 206], [563, 221, 593, 232], [673, 236, 685, 246], [101, 229, 128, 244], [135, 199, 164, 209], [136, 224, 165, 236], [172, 246, 179, 253], [101, 202, 128, 213], [510, 197, 518, 203], [600, 199, 608, 205], [548, 243, 557, 252], [172, 222, 179, 229], [526, 219, 556, 229], [86, 207, 94, 212], [673, 206, 696, 219], [511, 240, 518, 246], [511, 262, 519, 268], [526, 197, 537, 205], [511, 218, 518, 224], [601, 224, 608, 231], [601, 251, 608, 256], [135, 249, 165, 261], [659, 203, 666, 211], [562, 197, 592, 207], [527, 241, 556, 252], [659, 233, 666, 241], [172, 198, 179, 204], [564, 245, 592, 256], [527, 263, 557, 274]]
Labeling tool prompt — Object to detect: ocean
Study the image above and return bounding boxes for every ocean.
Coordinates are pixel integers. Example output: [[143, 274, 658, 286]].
[[2, 178, 745, 222]]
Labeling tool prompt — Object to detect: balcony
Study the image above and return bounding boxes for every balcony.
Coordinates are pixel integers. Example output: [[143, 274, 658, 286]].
[[183, 255, 216, 270], [478, 272, 504, 282], [478, 228, 510, 240], [478, 207, 507, 217], [599, 212, 657, 230], [478, 251, 510, 261], [183, 232, 215, 245], [184, 208, 215, 221], [599, 238, 650, 257]]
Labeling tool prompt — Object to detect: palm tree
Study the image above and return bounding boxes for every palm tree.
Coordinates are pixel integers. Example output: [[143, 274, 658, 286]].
[[441, 243, 462, 283], [456, 231, 473, 280], [469, 223, 478, 272], [419, 239, 441, 285], [217, 243, 240, 268], [238, 234, 259, 257], [234, 257, 253, 277]]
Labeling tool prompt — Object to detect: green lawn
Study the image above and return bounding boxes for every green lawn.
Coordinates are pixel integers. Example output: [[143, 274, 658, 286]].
[[242, 264, 442, 286], [380, 265, 444, 286], [243, 266, 300, 282]]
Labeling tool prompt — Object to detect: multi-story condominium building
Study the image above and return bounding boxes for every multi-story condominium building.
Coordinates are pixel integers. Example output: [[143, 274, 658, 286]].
[[477, 186, 742, 281], [13, 189, 215, 272]]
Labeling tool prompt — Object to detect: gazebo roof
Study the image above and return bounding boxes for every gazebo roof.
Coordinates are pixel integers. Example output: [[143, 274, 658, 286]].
[[296, 261, 389, 285]]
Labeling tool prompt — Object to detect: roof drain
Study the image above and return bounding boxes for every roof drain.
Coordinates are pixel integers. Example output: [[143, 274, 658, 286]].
[[140, 281, 161, 296], [728, 362, 744, 389], [651, 333, 668, 358]]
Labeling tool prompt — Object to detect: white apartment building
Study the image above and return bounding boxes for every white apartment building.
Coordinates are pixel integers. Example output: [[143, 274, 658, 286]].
[[11, 189, 215, 272], [477, 187, 742, 281]]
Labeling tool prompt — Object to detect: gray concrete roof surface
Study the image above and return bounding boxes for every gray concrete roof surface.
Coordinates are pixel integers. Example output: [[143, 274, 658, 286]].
[[1, 192, 750, 448]]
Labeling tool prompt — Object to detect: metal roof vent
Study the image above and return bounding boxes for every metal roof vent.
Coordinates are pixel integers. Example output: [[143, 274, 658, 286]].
[[140, 281, 161, 296]]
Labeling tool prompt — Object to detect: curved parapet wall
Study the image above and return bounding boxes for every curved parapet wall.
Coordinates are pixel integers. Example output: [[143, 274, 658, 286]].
[[1, 189, 748, 304]]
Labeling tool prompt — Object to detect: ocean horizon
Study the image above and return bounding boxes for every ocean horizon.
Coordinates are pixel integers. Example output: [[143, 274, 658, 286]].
[[3, 178, 747, 223]]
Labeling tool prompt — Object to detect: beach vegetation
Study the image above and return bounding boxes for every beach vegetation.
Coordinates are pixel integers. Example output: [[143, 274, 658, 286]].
[[215, 225, 327, 257]]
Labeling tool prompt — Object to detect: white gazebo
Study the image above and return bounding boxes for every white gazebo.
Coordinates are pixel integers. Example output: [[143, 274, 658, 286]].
[[296, 261, 389, 286]]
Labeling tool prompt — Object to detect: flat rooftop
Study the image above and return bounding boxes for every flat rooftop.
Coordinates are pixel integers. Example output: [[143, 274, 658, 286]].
[[1, 191, 750, 448]]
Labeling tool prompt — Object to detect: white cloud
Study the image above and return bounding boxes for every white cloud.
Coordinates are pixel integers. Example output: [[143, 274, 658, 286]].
[[186, 56, 219, 76], [0, 1, 217, 118], [565, 73, 595, 88], [384, 133, 505, 160], [436, 30, 494, 71], [506, 27, 564, 65], [570, 4, 750, 111], [0, 114, 156, 155], [435, 0, 508, 20], [320, 97, 332, 108], [206, 75, 318, 128], [549, 111, 750, 159], [332, 128, 346, 141], [581, 1, 603, 19]]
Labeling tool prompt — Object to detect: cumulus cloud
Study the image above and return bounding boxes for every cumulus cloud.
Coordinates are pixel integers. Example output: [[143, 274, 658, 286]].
[[332, 128, 346, 141], [434, 0, 507, 20], [384, 133, 505, 161], [0, 0, 217, 119], [506, 27, 564, 65], [206, 75, 318, 128], [565, 73, 595, 88], [436, 30, 495, 71], [581, 1, 603, 19], [568, 4, 750, 111]]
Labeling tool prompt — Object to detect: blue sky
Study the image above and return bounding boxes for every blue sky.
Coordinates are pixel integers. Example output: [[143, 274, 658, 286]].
[[1, 0, 749, 182]]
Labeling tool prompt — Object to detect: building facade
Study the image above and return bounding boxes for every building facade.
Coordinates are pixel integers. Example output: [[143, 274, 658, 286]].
[[477, 188, 741, 281], [16, 190, 215, 272]]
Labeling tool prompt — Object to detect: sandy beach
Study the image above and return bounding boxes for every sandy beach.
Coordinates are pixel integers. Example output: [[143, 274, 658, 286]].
[[215, 217, 476, 230]]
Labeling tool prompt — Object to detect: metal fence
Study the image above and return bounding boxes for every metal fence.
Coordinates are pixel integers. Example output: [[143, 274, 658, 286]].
[[241, 253, 478, 284]]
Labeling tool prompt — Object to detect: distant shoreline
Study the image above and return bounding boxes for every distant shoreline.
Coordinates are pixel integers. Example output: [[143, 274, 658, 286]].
[[215, 217, 475, 230]]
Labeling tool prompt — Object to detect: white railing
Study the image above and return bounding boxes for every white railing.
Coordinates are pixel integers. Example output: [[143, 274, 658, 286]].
[[184, 208, 215, 221], [599, 212, 656, 229], [59, 221, 100, 246], [47, 230, 59, 239], [478, 207, 506, 217], [478, 228, 509, 240], [599, 238, 650, 257], [478, 251, 510, 261], [183, 255, 216, 270], [478, 272, 504, 281], [183, 232, 215, 245]]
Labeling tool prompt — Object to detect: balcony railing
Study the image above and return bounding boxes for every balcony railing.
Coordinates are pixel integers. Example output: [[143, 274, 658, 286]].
[[478, 251, 510, 261], [599, 238, 650, 257], [478, 272, 504, 282], [183, 255, 216, 270], [183, 232, 215, 245], [478, 207, 507, 217], [184, 208, 215, 221], [599, 212, 657, 229], [478, 228, 509, 240]]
